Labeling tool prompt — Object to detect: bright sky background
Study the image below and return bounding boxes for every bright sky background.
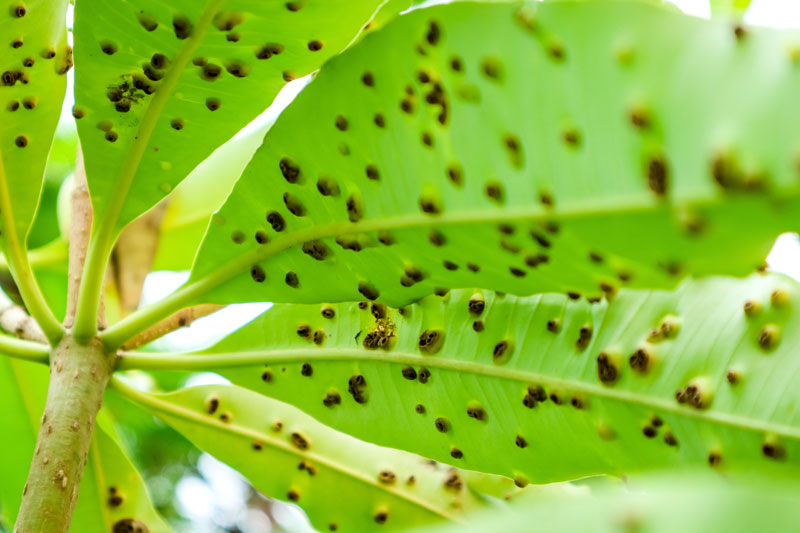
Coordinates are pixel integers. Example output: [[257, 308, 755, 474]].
[[70, 1, 800, 531]]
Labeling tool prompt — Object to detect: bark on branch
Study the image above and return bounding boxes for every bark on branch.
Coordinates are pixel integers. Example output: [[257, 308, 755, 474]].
[[0, 292, 46, 343], [121, 304, 224, 351]]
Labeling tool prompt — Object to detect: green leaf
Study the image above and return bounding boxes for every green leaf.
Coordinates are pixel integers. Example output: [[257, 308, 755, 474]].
[[185, 0, 800, 308], [409, 474, 800, 533], [0, 0, 69, 245], [131, 274, 800, 484], [70, 417, 172, 533], [153, 123, 271, 272], [73, 0, 399, 235], [113, 379, 492, 532], [0, 359, 167, 531], [710, 0, 753, 15]]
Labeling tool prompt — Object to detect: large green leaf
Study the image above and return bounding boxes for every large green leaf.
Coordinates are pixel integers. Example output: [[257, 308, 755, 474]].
[[0, 358, 167, 531], [410, 474, 800, 533], [0, 0, 69, 245], [73, 0, 404, 235], [123, 274, 800, 484], [112, 380, 494, 532], [175, 0, 800, 312]]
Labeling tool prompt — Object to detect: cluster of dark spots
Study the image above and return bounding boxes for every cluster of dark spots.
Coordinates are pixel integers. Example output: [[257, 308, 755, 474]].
[[1, 70, 23, 86], [361, 71, 374, 87], [286, 488, 300, 502], [250, 265, 265, 283], [762, 441, 786, 460], [522, 385, 546, 408], [279, 157, 301, 183], [374, 508, 389, 525], [434, 417, 449, 433], [546, 318, 561, 333], [170, 118, 184, 130], [525, 252, 548, 267], [323, 391, 341, 407], [204, 394, 220, 414], [733, 24, 747, 41], [450, 447, 463, 459], [515, 435, 527, 448], [306, 40, 323, 52], [282, 192, 305, 216], [11, 3, 26, 17], [112, 519, 148, 533], [401, 366, 417, 380], [418, 329, 444, 354], [575, 325, 592, 351], [11, 39, 23, 48], [549, 392, 563, 405], [266, 211, 285, 232], [290, 432, 310, 450], [346, 193, 364, 222], [547, 40, 566, 61], [629, 106, 650, 129], [443, 470, 463, 491], [562, 128, 581, 148], [757, 324, 780, 350], [107, 486, 124, 508], [200, 63, 222, 81], [425, 20, 441, 46], [468, 295, 485, 315], [597, 352, 620, 384], [466, 262, 480, 272], [42, 48, 56, 59], [708, 451, 722, 467], [225, 61, 250, 78], [72, 107, 86, 119], [219, 411, 233, 423], [285, 271, 300, 288], [251, 441, 263, 451], [647, 156, 668, 196], [485, 181, 504, 204], [255, 43, 284, 60], [428, 230, 447, 247], [571, 397, 586, 409], [261, 369, 272, 382], [642, 425, 656, 438], [138, 13, 158, 31], [373, 113, 385, 128], [415, 404, 425, 414], [301, 240, 330, 261], [419, 194, 443, 216], [296, 323, 311, 338], [100, 40, 118, 55], [509, 266, 526, 278], [663, 430, 678, 447], [472, 320, 484, 332], [418, 367, 431, 383], [376, 231, 395, 246], [726, 370, 740, 385], [743, 300, 761, 317], [358, 282, 379, 301], [272, 421, 283, 432], [173, 14, 193, 39], [14, 135, 27, 147], [348, 374, 368, 404], [377, 470, 396, 485], [629, 346, 653, 373], [492, 340, 513, 364], [466, 403, 487, 421], [675, 381, 711, 409], [301, 363, 313, 377]]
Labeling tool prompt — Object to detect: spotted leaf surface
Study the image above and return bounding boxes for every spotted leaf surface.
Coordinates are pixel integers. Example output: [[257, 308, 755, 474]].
[[0, 359, 167, 531], [177, 274, 800, 484], [0, 0, 69, 244], [73, 0, 398, 233], [184, 0, 800, 310], [410, 475, 800, 533], [117, 382, 490, 532]]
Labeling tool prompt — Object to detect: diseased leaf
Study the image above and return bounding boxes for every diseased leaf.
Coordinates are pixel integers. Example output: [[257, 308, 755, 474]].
[[410, 474, 800, 533], [0, 359, 167, 531], [0, 0, 69, 246], [145, 274, 800, 484], [113, 380, 491, 532], [186, 0, 800, 309], [70, 417, 172, 533], [73, 0, 401, 234]]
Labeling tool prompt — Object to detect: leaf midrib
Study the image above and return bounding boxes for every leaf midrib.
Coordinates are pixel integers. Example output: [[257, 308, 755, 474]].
[[102, 189, 756, 349], [111, 378, 460, 522], [119, 348, 800, 441]]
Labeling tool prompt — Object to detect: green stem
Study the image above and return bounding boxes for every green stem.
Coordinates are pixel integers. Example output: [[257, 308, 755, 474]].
[[0, 155, 64, 346], [70, 0, 226, 343], [117, 347, 800, 442], [0, 334, 49, 365], [0, 238, 69, 272], [15, 335, 115, 533]]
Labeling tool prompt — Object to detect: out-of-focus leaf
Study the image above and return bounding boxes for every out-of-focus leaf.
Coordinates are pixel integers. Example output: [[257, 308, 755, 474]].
[[114, 380, 492, 532]]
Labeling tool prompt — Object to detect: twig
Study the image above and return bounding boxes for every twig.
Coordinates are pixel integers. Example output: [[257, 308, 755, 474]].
[[121, 304, 224, 351], [0, 291, 46, 343], [65, 148, 106, 331]]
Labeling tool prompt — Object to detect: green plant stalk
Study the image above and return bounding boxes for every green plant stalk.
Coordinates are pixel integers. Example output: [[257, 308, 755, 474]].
[[0, 238, 69, 273], [0, 156, 64, 346], [71, 0, 226, 344], [116, 348, 800, 441], [0, 335, 49, 365], [100, 195, 685, 350], [15, 335, 114, 533]]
